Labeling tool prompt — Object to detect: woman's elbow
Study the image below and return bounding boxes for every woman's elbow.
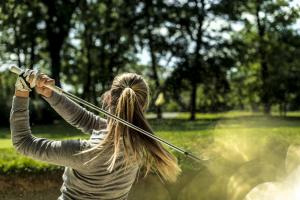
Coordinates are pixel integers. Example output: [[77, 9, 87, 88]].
[[12, 139, 27, 155], [11, 132, 32, 156]]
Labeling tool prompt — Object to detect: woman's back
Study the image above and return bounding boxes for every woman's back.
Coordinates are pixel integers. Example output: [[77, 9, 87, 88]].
[[10, 92, 139, 200], [59, 130, 139, 200]]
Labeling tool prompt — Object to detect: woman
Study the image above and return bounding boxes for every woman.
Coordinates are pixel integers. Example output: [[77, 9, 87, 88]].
[[10, 70, 181, 200]]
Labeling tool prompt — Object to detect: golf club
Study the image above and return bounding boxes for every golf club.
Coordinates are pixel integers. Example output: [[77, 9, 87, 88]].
[[9, 65, 202, 162]]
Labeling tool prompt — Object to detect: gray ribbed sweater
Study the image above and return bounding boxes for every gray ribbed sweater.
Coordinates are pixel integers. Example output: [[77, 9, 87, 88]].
[[10, 92, 139, 200]]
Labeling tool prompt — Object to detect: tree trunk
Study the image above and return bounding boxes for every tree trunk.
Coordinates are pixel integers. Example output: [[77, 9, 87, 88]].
[[82, 24, 93, 102], [261, 59, 270, 114], [190, 82, 197, 120], [49, 46, 62, 87], [255, 0, 270, 115], [30, 37, 36, 69], [145, 1, 162, 119], [42, 0, 79, 87], [82, 48, 92, 101], [189, 0, 205, 120], [149, 47, 162, 119]]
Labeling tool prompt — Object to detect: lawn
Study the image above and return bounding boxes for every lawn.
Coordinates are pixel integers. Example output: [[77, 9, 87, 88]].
[[1, 111, 300, 200]]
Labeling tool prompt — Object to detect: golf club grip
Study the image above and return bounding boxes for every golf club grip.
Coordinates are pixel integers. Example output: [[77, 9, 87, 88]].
[[9, 65, 23, 75], [46, 85, 63, 95], [9, 65, 64, 95]]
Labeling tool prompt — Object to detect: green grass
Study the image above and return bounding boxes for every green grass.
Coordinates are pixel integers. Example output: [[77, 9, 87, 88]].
[[1, 112, 300, 175]]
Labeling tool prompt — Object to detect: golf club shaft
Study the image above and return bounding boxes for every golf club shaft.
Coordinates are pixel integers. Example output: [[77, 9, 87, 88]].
[[9, 65, 202, 162]]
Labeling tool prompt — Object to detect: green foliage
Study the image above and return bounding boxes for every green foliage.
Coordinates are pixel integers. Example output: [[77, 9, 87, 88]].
[[0, 71, 14, 125], [223, 0, 300, 113], [0, 148, 61, 174], [0, 0, 300, 120]]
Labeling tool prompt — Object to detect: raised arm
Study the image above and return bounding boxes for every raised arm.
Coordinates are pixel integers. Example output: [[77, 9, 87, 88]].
[[43, 92, 107, 134], [34, 73, 107, 134], [10, 95, 90, 169]]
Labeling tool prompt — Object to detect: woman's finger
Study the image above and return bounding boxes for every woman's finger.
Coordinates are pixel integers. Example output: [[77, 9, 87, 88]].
[[45, 79, 55, 86], [36, 75, 48, 87]]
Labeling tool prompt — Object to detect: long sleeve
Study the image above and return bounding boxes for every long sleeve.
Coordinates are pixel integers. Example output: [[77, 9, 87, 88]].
[[43, 92, 107, 134], [10, 96, 89, 169]]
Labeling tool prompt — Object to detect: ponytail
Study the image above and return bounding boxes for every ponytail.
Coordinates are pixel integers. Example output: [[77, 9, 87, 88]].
[[106, 87, 137, 171], [85, 73, 181, 182]]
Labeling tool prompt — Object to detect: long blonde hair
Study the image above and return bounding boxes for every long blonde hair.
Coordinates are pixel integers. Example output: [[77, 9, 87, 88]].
[[85, 73, 181, 182]]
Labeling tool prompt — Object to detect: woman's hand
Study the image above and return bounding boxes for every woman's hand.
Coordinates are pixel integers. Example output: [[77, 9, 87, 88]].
[[15, 90, 30, 97], [35, 74, 55, 98], [14, 70, 55, 98]]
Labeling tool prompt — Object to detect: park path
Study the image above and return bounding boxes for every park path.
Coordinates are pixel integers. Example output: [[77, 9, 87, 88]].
[[146, 112, 179, 119]]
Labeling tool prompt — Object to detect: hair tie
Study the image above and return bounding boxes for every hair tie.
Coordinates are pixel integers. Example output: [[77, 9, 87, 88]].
[[125, 86, 133, 91]]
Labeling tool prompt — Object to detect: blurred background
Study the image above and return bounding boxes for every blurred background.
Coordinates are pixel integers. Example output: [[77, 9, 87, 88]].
[[0, 0, 300, 200]]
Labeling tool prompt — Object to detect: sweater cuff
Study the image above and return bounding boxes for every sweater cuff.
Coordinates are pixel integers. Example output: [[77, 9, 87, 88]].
[[43, 92, 62, 106], [13, 96, 29, 111]]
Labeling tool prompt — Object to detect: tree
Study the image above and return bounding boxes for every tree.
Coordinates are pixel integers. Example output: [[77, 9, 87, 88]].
[[61, 0, 138, 104], [41, 0, 80, 87], [131, 0, 175, 119], [219, 0, 300, 114], [0, 0, 44, 68], [166, 0, 236, 118]]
